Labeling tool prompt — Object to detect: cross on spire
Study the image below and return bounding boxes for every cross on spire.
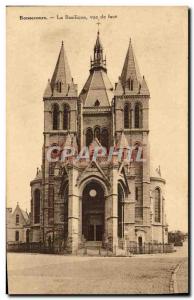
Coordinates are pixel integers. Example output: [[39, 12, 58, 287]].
[[96, 21, 101, 33]]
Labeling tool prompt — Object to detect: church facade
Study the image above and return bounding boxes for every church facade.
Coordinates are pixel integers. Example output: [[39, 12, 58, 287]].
[[30, 31, 168, 253]]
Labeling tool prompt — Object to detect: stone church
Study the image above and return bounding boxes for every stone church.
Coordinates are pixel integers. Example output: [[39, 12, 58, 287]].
[[30, 30, 168, 253]]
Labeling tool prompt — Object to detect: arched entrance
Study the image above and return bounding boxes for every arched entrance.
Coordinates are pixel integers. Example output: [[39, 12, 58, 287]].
[[82, 180, 105, 241]]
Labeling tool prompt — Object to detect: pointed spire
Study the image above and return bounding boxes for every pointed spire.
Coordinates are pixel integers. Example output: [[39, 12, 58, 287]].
[[48, 41, 77, 97], [140, 75, 150, 95], [115, 77, 124, 96], [90, 30, 106, 71], [43, 79, 52, 97], [68, 79, 77, 97], [94, 29, 103, 51], [120, 39, 143, 94]]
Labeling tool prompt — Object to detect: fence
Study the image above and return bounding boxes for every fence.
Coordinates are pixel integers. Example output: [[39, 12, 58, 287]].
[[7, 242, 64, 254], [7, 241, 174, 255], [125, 241, 174, 254]]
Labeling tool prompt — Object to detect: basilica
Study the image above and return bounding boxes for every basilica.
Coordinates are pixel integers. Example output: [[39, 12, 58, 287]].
[[30, 30, 168, 253]]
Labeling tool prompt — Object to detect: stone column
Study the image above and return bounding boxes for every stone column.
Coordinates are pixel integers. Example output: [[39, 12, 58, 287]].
[[60, 110, 63, 130], [115, 99, 123, 132], [106, 167, 118, 253], [124, 180, 136, 242], [67, 165, 79, 253]]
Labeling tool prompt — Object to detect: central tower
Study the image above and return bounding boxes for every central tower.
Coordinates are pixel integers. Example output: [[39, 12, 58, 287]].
[[79, 30, 114, 149]]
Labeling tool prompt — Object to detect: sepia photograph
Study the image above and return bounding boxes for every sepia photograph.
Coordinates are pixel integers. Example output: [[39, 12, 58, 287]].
[[6, 6, 188, 295]]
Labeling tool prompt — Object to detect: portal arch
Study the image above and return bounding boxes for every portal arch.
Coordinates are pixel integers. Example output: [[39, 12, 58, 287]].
[[82, 179, 105, 241]]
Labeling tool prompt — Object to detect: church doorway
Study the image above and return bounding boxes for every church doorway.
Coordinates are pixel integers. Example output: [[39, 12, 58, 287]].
[[138, 236, 143, 254], [82, 180, 105, 241]]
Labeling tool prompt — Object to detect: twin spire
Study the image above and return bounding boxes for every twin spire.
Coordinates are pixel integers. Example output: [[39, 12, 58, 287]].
[[115, 38, 149, 95], [44, 32, 149, 98], [44, 41, 77, 98], [51, 41, 72, 90]]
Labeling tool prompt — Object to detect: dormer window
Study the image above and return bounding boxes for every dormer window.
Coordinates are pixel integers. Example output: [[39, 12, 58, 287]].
[[129, 78, 133, 91], [56, 81, 62, 92], [59, 82, 62, 92], [94, 99, 100, 106]]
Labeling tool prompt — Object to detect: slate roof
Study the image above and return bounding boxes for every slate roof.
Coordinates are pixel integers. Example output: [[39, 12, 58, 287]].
[[118, 39, 150, 96], [44, 42, 77, 98], [80, 69, 114, 107]]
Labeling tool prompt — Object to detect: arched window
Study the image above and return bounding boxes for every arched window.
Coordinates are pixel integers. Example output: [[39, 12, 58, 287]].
[[118, 184, 124, 238], [63, 104, 70, 130], [86, 128, 93, 147], [16, 214, 19, 225], [34, 189, 40, 224], [94, 126, 101, 142], [154, 188, 161, 222], [15, 231, 19, 242], [101, 128, 109, 149], [52, 103, 59, 130], [135, 103, 142, 128], [56, 81, 62, 92], [124, 103, 130, 129]]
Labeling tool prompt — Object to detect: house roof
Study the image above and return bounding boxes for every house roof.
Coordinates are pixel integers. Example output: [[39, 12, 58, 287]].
[[12, 203, 30, 225]]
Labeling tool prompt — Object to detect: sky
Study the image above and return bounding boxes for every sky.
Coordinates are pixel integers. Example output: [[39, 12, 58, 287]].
[[7, 6, 188, 231]]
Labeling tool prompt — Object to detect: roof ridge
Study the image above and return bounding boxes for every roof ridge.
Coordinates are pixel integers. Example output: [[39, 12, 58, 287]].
[[100, 71, 109, 105]]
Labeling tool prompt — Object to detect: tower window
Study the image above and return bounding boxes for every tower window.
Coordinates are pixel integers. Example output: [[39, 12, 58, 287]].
[[94, 126, 101, 142], [131, 80, 133, 90], [34, 189, 40, 224], [63, 104, 70, 130], [86, 128, 93, 147], [101, 128, 109, 149], [154, 188, 161, 222], [16, 214, 19, 225], [135, 103, 142, 128], [59, 82, 62, 93], [56, 81, 62, 92], [129, 79, 134, 91], [53, 103, 59, 130], [124, 103, 130, 129]]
